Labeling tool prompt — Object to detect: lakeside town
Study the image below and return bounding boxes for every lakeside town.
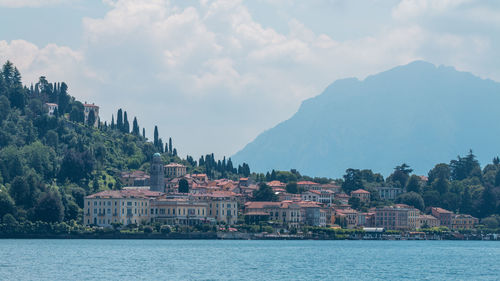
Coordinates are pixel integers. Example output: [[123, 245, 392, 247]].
[[81, 153, 496, 240], [0, 64, 499, 241]]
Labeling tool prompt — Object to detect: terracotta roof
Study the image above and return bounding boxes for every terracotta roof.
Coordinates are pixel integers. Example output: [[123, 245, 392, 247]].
[[352, 189, 370, 194], [45, 103, 58, 106], [83, 103, 99, 108], [267, 180, 285, 187], [432, 207, 453, 214], [85, 189, 163, 199], [297, 181, 318, 185]]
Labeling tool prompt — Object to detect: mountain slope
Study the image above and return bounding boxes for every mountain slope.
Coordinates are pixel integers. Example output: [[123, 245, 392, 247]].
[[232, 61, 500, 177]]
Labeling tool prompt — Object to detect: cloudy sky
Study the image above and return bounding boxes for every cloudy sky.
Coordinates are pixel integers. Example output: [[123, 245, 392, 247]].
[[1, 0, 499, 160]]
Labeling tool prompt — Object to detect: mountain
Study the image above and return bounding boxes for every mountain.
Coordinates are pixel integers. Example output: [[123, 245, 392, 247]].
[[233, 61, 500, 177]]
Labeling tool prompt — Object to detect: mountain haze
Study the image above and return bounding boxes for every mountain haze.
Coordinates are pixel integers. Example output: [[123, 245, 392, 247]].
[[233, 61, 500, 177]]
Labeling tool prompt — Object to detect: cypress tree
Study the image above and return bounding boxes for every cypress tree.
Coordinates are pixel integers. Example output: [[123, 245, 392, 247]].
[[132, 117, 139, 136], [123, 111, 130, 133], [158, 138, 164, 153], [173, 148, 177, 156], [169, 138, 173, 154], [111, 115, 115, 129], [165, 143, 168, 154], [142, 128, 145, 139], [117, 109, 123, 131], [154, 126, 159, 148]]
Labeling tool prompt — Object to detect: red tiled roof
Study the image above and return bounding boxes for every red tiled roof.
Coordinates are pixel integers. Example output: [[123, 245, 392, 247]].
[[83, 103, 99, 108], [297, 181, 318, 185], [352, 189, 370, 194], [85, 189, 163, 199]]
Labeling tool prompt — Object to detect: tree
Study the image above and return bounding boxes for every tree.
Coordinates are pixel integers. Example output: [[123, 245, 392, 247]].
[[132, 117, 140, 136], [0, 191, 16, 218], [0, 95, 10, 121], [178, 178, 189, 193], [450, 150, 481, 181], [10, 176, 30, 206], [348, 196, 361, 210], [396, 192, 425, 211], [390, 164, 413, 188], [169, 137, 173, 154], [406, 175, 421, 193], [480, 187, 497, 218], [460, 187, 472, 214], [123, 111, 130, 133], [423, 190, 440, 207], [111, 114, 115, 129], [286, 182, 298, 194], [142, 128, 146, 139], [253, 183, 277, 201], [32, 189, 64, 223], [2, 213, 17, 226], [173, 148, 177, 156], [87, 109, 96, 127], [117, 109, 123, 131], [154, 126, 159, 148], [432, 177, 449, 195], [342, 168, 363, 194]]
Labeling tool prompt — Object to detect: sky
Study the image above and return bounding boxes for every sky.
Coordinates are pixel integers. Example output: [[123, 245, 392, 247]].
[[1, 0, 500, 161]]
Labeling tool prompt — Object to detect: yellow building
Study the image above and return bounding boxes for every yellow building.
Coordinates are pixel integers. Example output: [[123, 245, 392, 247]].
[[191, 192, 239, 225], [84, 189, 163, 227], [151, 198, 208, 225], [164, 163, 187, 178]]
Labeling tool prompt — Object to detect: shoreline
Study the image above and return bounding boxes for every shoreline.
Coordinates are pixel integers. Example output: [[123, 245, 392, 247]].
[[0, 233, 498, 241]]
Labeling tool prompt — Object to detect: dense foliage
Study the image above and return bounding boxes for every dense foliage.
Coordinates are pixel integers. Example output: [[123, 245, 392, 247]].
[[0, 61, 250, 226]]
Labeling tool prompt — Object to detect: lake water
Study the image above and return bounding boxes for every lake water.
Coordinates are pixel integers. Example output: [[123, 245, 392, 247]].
[[0, 240, 499, 280]]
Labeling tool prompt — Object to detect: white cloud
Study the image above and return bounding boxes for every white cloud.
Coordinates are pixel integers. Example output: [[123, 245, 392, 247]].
[[0, 0, 75, 8], [2, 0, 500, 159], [392, 0, 472, 20]]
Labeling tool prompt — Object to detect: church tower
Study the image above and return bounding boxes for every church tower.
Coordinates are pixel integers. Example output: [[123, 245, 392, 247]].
[[150, 153, 165, 192]]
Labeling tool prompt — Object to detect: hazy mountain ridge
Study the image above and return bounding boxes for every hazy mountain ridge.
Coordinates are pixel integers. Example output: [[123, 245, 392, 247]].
[[233, 61, 500, 177]]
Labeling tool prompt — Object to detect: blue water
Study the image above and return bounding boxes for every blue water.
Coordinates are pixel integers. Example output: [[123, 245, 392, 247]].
[[0, 240, 498, 280]]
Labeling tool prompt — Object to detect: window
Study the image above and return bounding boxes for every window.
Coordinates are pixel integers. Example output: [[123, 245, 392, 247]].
[[88, 201, 90, 206], [94, 209, 97, 214], [127, 202, 132, 206], [94, 201, 97, 206]]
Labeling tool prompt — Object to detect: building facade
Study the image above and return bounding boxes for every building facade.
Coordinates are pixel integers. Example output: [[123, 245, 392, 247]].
[[165, 163, 187, 178]]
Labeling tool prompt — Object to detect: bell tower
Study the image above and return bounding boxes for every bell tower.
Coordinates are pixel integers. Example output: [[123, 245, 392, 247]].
[[150, 153, 165, 192]]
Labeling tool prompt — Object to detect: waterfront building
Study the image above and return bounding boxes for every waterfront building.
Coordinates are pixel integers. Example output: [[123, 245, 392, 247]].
[[151, 198, 209, 225], [164, 163, 187, 178], [431, 207, 453, 228], [451, 214, 478, 230], [374, 204, 419, 230], [336, 208, 359, 228], [191, 192, 239, 225], [417, 214, 440, 228], [84, 189, 163, 227], [244, 201, 302, 228]]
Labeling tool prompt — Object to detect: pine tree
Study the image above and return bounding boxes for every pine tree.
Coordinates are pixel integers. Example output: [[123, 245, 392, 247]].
[[132, 117, 139, 136]]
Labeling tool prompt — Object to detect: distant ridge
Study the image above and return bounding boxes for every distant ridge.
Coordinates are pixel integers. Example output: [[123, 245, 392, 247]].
[[232, 61, 500, 177]]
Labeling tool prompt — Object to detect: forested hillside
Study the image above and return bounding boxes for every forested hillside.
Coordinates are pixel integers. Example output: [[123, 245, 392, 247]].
[[0, 61, 250, 226]]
